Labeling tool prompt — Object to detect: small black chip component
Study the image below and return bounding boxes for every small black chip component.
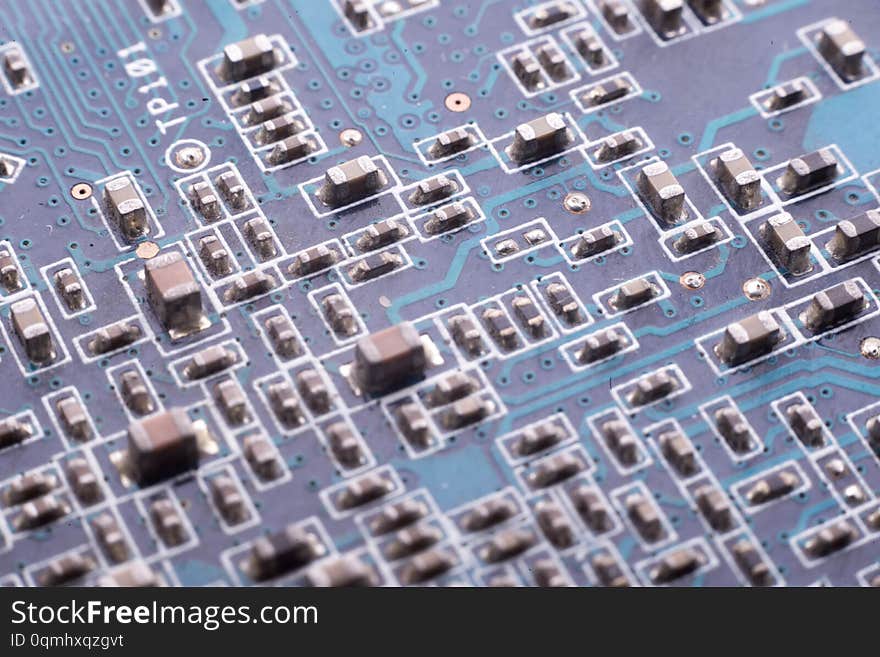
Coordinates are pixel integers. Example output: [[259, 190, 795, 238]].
[[511, 295, 545, 338], [268, 381, 303, 428], [817, 20, 867, 81], [103, 177, 148, 241], [56, 396, 91, 441], [461, 497, 516, 532], [536, 43, 569, 81], [344, 0, 372, 31], [513, 421, 565, 456], [507, 112, 572, 164], [577, 326, 626, 363], [448, 314, 485, 357], [0, 247, 22, 292], [54, 268, 85, 312], [296, 369, 331, 414], [602, 419, 639, 465], [715, 406, 752, 452], [659, 431, 697, 476], [231, 75, 279, 107], [408, 174, 458, 206], [695, 485, 733, 531], [218, 34, 277, 82], [348, 251, 402, 282], [762, 212, 812, 275], [335, 472, 394, 510], [612, 277, 657, 310], [38, 554, 94, 587], [356, 219, 408, 251], [215, 170, 247, 210], [527, 451, 584, 488], [3, 48, 31, 88], [745, 469, 799, 505], [66, 458, 101, 505], [126, 408, 199, 486], [428, 127, 473, 159], [306, 554, 377, 587], [248, 524, 323, 581], [396, 402, 432, 449], [384, 524, 442, 560], [184, 344, 236, 380], [637, 161, 687, 225], [440, 395, 493, 429], [88, 321, 141, 355], [482, 307, 519, 351], [0, 416, 32, 449], [264, 314, 299, 358], [92, 513, 129, 563], [225, 270, 276, 302], [189, 181, 221, 221], [594, 131, 642, 162], [785, 403, 824, 447], [716, 311, 783, 366], [571, 224, 620, 258], [317, 156, 387, 208], [210, 474, 249, 525], [289, 244, 338, 276], [592, 552, 629, 587], [426, 372, 478, 407], [584, 75, 632, 106], [573, 29, 605, 67], [480, 527, 537, 563], [398, 548, 456, 584], [629, 369, 678, 406], [711, 147, 761, 211], [689, 0, 724, 25], [4, 471, 57, 506], [641, 0, 684, 39], [243, 217, 277, 260], [242, 433, 283, 481], [214, 378, 249, 426], [651, 547, 704, 584], [257, 112, 303, 144], [14, 494, 69, 531], [674, 220, 719, 254], [534, 500, 575, 549], [545, 282, 582, 324], [370, 499, 429, 535], [765, 79, 807, 111], [529, 1, 577, 28], [354, 322, 427, 395], [150, 499, 187, 547], [144, 251, 203, 333], [268, 134, 316, 165], [805, 521, 857, 558], [601, 0, 634, 34], [11, 298, 54, 363], [803, 280, 866, 332], [732, 540, 773, 586], [325, 422, 364, 469], [625, 493, 664, 542], [246, 95, 292, 126], [569, 485, 612, 533], [323, 293, 357, 336], [778, 148, 839, 195], [827, 209, 880, 261], [511, 51, 542, 90], [198, 235, 232, 277]]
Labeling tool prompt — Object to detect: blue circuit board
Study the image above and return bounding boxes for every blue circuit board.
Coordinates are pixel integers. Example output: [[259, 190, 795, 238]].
[[0, 0, 879, 587]]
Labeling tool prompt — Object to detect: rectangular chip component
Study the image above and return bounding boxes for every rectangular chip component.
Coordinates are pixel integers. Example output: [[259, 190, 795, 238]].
[[103, 177, 148, 241]]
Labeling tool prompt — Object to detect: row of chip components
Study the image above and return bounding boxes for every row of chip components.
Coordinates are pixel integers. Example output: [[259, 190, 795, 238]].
[[213, 33, 320, 165]]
